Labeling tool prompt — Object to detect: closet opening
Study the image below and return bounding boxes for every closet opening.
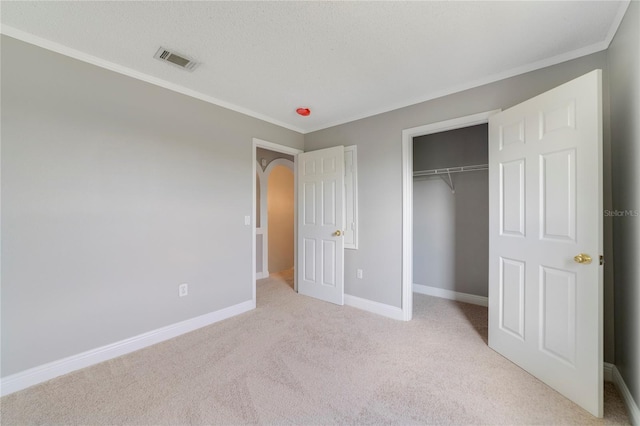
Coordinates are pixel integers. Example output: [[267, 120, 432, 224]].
[[412, 123, 489, 339]]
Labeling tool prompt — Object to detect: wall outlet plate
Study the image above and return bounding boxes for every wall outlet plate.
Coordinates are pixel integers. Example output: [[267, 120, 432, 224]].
[[179, 283, 188, 297]]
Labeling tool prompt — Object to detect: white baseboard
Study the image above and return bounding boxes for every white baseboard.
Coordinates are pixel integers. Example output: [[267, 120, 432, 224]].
[[256, 271, 269, 279], [607, 363, 640, 425], [0, 299, 255, 397], [604, 362, 614, 382], [344, 294, 404, 320], [413, 283, 488, 307]]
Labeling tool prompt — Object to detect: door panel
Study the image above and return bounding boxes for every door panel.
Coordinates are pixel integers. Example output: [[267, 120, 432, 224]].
[[540, 100, 575, 137], [499, 257, 525, 340], [539, 266, 577, 365], [303, 238, 316, 281], [499, 119, 526, 149], [540, 149, 576, 241], [303, 182, 317, 225], [500, 160, 526, 236], [297, 146, 344, 305], [322, 240, 337, 286], [489, 70, 603, 417], [323, 180, 337, 225]]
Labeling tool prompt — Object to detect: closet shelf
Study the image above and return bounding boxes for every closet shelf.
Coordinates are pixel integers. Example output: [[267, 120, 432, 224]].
[[413, 163, 488, 194], [413, 163, 488, 177]]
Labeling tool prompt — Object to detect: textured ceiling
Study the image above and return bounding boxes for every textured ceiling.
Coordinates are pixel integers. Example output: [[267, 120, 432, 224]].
[[0, 1, 629, 133]]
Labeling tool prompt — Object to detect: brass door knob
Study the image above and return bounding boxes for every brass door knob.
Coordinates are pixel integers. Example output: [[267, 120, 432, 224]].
[[334, 230, 342, 237], [574, 253, 592, 264]]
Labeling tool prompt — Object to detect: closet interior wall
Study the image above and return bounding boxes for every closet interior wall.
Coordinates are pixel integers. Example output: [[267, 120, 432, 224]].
[[413, 124, 489, 298]]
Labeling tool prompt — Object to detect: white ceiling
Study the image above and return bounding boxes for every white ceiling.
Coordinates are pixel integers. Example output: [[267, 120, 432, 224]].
[[0, 1, 629, 134]]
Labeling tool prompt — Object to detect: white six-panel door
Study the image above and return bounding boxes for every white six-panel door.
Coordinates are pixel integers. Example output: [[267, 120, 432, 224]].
[[297, 146, 345, 305], [488, 70, 603, 417]]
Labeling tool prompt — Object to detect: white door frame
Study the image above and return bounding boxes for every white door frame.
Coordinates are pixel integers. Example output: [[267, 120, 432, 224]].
[[256, 162, 268, 279], [401, 110, 500, 321], [252, 138, 303, 305]]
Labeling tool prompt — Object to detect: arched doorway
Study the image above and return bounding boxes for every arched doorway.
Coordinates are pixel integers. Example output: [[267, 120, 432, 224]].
[[267, 164, 294, 275], [255, 153, 294, 280]]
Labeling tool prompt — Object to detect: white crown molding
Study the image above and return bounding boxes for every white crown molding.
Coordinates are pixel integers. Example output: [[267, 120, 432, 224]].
[[344, 294, 404, 321], [605, 1, 632, 47], [0, 299, 255, 396], [305, 31, 623, 134], [0, 26, 306, 134], [413, 284, 489, 307]]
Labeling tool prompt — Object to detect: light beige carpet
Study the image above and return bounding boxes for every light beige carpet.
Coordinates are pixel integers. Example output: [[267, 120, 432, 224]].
[[0, 270, 631, 425]]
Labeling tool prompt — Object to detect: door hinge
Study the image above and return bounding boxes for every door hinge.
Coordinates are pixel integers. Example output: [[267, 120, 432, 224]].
[[600, 255, 604, 266]]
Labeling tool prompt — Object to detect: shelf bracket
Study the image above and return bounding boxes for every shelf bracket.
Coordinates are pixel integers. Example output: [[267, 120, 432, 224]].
[[439, 170, 455, 193]]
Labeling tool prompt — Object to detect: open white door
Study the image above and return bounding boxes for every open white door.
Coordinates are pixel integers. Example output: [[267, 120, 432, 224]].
[[297, 146, 345, 305], [489, 70, 603, 416]]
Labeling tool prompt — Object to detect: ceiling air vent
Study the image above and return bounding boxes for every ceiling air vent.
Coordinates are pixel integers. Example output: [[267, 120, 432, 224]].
[[154, 47, 199, 71]]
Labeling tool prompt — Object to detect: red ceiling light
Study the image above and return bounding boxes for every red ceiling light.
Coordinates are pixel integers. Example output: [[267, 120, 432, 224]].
[[296, 107, 311, 117]]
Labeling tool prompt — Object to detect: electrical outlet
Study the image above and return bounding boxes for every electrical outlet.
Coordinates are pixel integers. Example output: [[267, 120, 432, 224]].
[[179, 283, 188, 297], [357, 269, 363, 279]]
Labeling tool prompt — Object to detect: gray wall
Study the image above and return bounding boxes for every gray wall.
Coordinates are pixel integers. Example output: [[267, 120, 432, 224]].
[[413, 125, 488, 297], [0, 35, 303, 377], [256, 147, 294, 172], [305, 50, 615, 362], [413, 124, 488, 170], [414, 172, 489, 297], [609, 1, 640, 410]]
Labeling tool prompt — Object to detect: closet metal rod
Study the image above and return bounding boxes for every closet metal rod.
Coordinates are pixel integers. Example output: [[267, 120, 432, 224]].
[[413, 163, 488, 178]]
